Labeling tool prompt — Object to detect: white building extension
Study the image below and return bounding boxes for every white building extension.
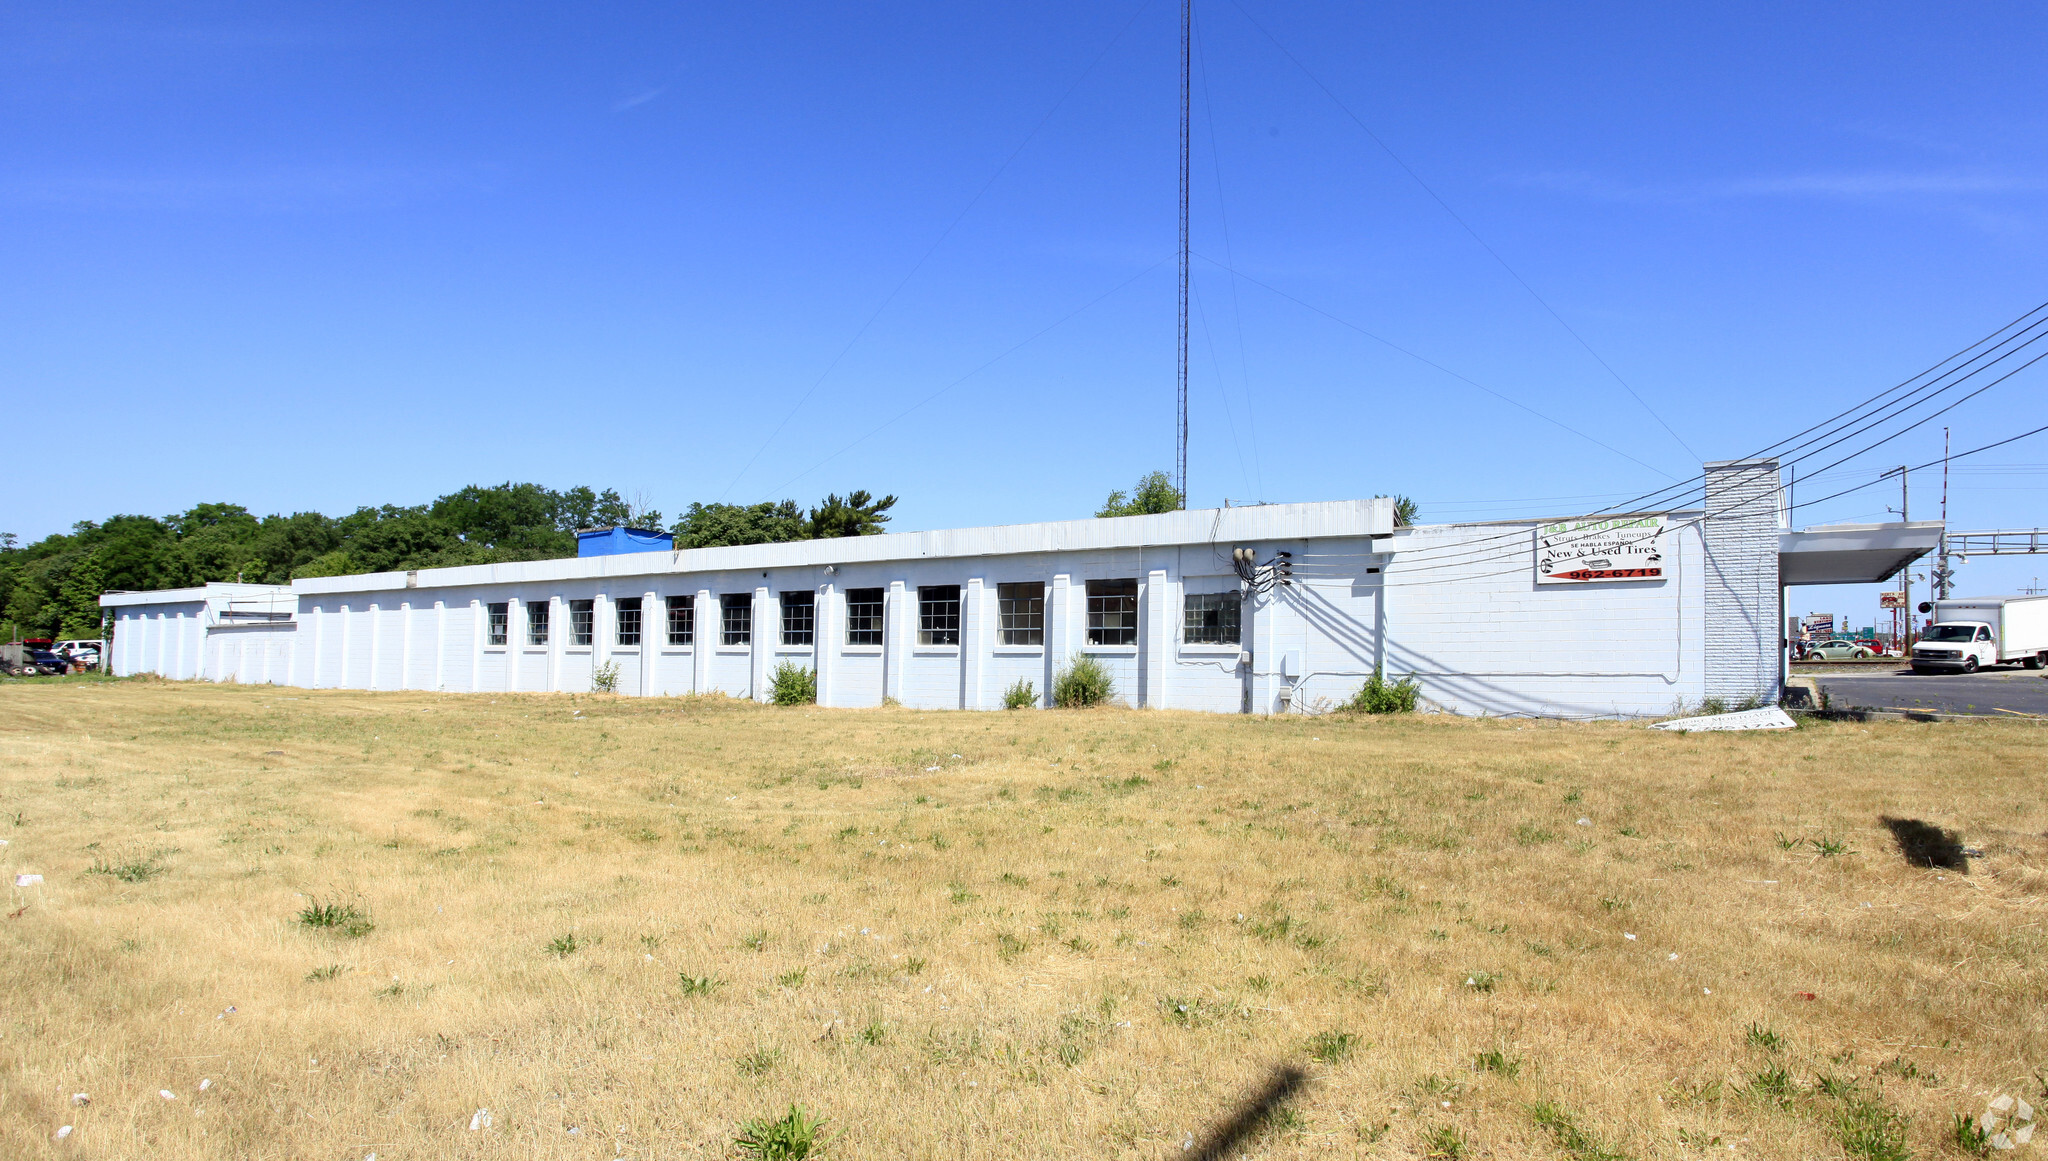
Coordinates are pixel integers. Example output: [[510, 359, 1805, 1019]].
[[99, 460, 1941, 718]]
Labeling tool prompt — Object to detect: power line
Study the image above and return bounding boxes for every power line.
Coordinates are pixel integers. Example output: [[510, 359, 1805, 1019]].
[[716, 0, 1157, 503], [1192, 4, 1264, 501], [758, 255, 1174, 500], [1176, 0, 1192, 505], [1356, 307, 2048, 575], [1223, 0, 1699, 466], [1193, 250, 1683, 481], [1744, 300, 2048, 464], [1376, 420, 2048, 590], [1189, 260, 1253, 495]]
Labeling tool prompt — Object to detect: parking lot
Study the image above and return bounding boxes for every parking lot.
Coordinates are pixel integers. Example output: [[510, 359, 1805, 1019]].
[[1803, 664, 2048, 716]]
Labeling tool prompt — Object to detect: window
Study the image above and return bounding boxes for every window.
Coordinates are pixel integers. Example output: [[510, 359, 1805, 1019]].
[[720, 593, 753, 646], [781, 591, 814, 645], [846, 588, 884, 646], [1086, 579, 1138, 646], [615, 597, 642, 646], [527, 602, 550, 646], [1183, 591, 1241, 645], [666, 595, 694, 646], [487, 602, 508, 646], [998, 582, 1044, 645], [918, 584, 961, 646], [569, 599, 595, 646]]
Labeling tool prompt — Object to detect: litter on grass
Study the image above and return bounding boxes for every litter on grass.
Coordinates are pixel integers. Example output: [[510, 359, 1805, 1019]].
[[55, 1126, 72, 1140], [1981, 1094, 2035, 1150], [15, 873, 43, 887], [1650, 706, 1797, 732], [469, 1109, 492, 1132]]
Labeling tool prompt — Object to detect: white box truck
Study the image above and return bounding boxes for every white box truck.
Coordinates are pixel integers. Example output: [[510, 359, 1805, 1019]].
[[1910, 595, 2048, 673]]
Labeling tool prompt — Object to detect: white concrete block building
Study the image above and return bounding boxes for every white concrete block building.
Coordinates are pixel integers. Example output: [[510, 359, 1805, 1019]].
[[99, 459, 1940, 718]]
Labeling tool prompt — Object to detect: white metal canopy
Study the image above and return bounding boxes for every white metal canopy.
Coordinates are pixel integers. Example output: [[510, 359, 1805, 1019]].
[[1778, 521, 1944, 586]]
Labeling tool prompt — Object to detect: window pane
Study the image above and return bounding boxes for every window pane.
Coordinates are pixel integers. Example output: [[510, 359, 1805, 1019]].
[[1085, 578, 1137, 646], [1183, 591, 1241, 645], [918, 584, 961, 646], [487, 602, 508, 646], [720, 593, 752, 646], [780, 591, 815, 646], [845, 587, 884, 646], [666, 595, 694, 646], [569, 599, 595, 646], [616, 597, 642, 646], [527, 602, 550, 646], [997, 581, 1044, 646]]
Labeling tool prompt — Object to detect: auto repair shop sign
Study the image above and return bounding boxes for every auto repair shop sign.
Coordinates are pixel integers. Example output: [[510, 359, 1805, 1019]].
[[1535, 517, 1667, 584]]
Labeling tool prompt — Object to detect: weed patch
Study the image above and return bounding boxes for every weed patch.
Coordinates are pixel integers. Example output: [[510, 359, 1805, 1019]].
[[734, 1103, 827, 1159], [1529, 1102, 1626, 1161], [297, 898, 374, 938]]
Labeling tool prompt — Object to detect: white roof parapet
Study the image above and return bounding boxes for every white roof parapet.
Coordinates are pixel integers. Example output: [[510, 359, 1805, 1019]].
[[100, 582, 292, 609], [291, 498, 1395, 596]]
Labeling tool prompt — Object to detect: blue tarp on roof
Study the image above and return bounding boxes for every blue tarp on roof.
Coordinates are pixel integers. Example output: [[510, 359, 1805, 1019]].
[[576, 527, 674, 557]]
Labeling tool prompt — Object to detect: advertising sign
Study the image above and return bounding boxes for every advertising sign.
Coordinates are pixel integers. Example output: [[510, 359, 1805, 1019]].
[[1802, 613, 1834, 638], [1535, 517, 1666, 584], [1878, 591, 1906, 609]]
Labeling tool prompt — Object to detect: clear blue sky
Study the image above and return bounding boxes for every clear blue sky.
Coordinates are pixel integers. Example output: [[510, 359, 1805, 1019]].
[[7, 2, 2046, 611]]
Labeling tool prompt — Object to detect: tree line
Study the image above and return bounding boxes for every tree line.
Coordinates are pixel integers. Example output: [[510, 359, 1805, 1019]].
[[1, 483, 896, 640], [4, 468, 1409, 641]]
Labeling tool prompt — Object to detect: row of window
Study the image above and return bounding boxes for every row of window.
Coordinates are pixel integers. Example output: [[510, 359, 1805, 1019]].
[[482, 582, 1241, 649]]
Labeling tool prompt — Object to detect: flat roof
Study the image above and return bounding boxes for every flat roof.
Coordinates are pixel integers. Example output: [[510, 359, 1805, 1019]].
[[287, 498, 1394, 596], [98, 582, 291, 609]]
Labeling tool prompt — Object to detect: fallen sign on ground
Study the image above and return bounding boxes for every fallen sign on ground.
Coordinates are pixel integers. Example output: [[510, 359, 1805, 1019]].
[[1650, 706, 1798, 732]]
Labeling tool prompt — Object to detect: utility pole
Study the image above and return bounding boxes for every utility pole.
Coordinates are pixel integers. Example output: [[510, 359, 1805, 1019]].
[[1883, 465, 1911, 647], [1933, 427, 1953, 599], [1175, 0, 1190, 508]]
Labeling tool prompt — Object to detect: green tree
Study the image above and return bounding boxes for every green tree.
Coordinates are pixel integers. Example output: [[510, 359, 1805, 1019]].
[[86, 515, 191, 592], [3, 564, 56, 638], [671, 501, 808, 549], [1096, 470, 1182, 517], [807, 490, 896, 539], [57, 556, 106, 638], [429, 483, 566, 547], [1377, 494, 1419, 526], [291, 551, 357, 580]]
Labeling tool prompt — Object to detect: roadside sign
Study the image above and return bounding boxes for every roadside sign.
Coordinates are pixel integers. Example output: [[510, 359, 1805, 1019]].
[[1878, 591, 1906, 609], [1535, 517, 1666, 585]]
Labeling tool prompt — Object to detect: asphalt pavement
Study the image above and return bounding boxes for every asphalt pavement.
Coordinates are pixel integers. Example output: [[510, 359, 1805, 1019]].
[[1801, 665, 2048, 717]]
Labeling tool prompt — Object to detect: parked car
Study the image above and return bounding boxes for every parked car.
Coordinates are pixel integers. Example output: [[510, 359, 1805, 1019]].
[[2, 643, 69, 675], [1801, 639, 1876, 661], [55, 639, 101, 669], [1852, 638, 1893, 657]]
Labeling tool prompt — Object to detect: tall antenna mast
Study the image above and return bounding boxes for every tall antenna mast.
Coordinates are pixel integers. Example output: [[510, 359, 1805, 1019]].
[[1176, 0, 1191, 507]]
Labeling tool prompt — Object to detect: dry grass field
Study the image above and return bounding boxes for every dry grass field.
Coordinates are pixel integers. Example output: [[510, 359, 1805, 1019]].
[[2, 680, 2045, 1160]]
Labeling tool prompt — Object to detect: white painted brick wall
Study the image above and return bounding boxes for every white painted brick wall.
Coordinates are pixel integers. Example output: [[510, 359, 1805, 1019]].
[[1702, 459, 1782, 705]]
